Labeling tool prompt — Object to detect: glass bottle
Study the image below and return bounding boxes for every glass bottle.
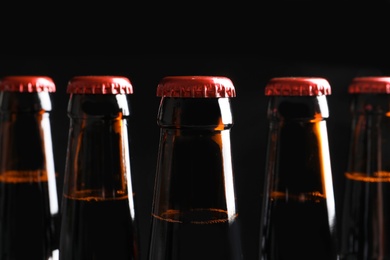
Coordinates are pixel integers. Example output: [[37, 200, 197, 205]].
[[59, 76, 139, 260], [340, 76, 390, 260], [0, 76, 60, 260], [258, 77, 339, 260], [147, 76, 243, 260]]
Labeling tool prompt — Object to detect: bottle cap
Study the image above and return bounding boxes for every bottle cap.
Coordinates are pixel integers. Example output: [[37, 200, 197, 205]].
[[265, 77, 331, 96], [0, 76, 56, 93], [348, 76, 390, 94], [67, 76, 133, 94], [156, 76, 236, 98]]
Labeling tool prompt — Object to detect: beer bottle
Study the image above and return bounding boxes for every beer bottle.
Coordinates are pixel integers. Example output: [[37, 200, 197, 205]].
[[0, 76, 60, 260], [340, 76, 390, 260], [59, 76, 139, 260], [147, 76, 244, 260], [258, 77, 339, 260]]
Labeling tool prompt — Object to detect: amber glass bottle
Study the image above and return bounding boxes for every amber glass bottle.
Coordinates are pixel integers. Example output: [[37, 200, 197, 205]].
[[258, 77, 339, 260], [147, 76, 243, 260], [0, 76, 60, 260], [340, 76, 390, 260], [59, 76, 139, 260]]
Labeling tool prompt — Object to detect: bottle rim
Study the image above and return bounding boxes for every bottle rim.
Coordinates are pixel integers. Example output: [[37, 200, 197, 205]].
[[156, 75, 236, 98], [349, 76, 390, 94], [0, 76, 56, 93], [265, 77, 331, 96], [67, 75, 133, 94]]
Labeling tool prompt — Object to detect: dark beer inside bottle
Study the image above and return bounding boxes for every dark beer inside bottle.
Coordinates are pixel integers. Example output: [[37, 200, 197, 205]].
[[260, 95, 338, 260], [0, 91, 59, 260], [60, 93, 139, 260], [341, 93, 390, 259]]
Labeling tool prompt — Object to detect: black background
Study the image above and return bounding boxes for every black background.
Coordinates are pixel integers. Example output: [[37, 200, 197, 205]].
[[1, 56, 390, 260], [2, 3, 390, 258]]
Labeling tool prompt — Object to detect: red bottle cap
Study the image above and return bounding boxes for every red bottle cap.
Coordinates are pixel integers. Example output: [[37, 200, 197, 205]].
[[67, 76, 133, 94], [0, 76, 56, 93], [348, 76, 390, 94], [156, 76, 236, 98], [265, 77, 331, 96]]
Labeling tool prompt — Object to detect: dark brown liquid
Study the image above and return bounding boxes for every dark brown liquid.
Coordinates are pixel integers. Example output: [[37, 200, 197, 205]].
[[259, 192, 338, 260], [340, 172, 390, 260], [59, 194, 138, 260], [147, 209, 242, 260], [0, 171, 59, 260]]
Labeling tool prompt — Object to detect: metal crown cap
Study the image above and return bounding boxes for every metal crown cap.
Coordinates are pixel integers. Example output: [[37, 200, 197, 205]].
[[156, 76, 236, 98], [67, 76, 133, 94], [0, 76, 56, 93], [265, 77, 331, 96], [348, 76, 390, 94]]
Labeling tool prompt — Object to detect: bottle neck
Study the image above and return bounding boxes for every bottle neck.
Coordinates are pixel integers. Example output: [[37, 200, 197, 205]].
[[0, 92, 52, 112], [157, 97, 233, 130], [350, 93, 390, 115], [265, 95, 333, 196], [0, 92, 54, 172], [348, 94, 390, 177], [64, 93, 132, 200], [153, 97, 237, 221], [267, 95, 329, 121], [67, 94, 130, 118]]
